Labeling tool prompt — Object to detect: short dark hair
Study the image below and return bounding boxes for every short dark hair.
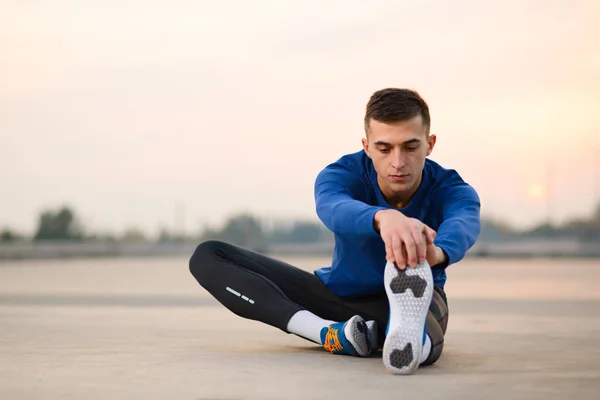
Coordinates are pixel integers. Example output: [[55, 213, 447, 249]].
[[364, 88, 431, 134]]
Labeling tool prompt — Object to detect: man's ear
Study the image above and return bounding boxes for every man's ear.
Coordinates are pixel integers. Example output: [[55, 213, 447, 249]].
[[426, 134, 437, 156], [361, 137, 370, 157]]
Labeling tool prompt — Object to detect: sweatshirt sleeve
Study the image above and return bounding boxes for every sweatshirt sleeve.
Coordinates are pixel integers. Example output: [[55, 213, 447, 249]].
[[433, 183, 481, 266], [314, 163, 388, 237]]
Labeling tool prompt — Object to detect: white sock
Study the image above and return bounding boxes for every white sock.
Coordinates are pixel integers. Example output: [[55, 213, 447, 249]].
[[419, 335, 432, 364], [286, 310, 336, 344]]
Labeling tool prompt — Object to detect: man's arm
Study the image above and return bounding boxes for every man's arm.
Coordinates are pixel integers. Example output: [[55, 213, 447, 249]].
[[432, 184, 481, 266], [314, 164, 387, 237]]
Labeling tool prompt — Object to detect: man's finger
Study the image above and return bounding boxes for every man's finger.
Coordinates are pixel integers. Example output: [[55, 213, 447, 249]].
[[391, 235, 405, 269], [384, 237, 394, 263], [424, 226, 436, 244], [401, 244, 408, 269], [402, 232, 417, 268], [412, 227, 426, 265]]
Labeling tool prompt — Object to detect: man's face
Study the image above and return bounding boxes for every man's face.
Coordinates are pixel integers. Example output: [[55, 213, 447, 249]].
[[362, 115, 436, 204]]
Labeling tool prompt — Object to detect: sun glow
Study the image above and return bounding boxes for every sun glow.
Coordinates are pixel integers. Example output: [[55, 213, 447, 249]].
[[526, 184, 548, 201]]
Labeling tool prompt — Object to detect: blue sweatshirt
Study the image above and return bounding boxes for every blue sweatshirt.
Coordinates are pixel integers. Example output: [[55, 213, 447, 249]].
[[313, 150, 481, 297]]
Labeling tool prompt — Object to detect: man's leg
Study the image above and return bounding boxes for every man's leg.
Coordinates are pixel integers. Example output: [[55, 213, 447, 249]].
[[431, 284, 449, 334], [189, 240, 447, 364], [188, 240, 374, 356]]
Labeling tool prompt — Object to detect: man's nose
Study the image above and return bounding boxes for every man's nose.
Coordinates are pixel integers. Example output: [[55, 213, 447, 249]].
[[391, 150, 405, 169]]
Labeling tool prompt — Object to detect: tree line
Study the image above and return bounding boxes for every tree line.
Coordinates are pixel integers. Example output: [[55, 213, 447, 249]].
[[480, 202, 600, 243], [1, 202, 600, 245], [0, 206, 334, 248]]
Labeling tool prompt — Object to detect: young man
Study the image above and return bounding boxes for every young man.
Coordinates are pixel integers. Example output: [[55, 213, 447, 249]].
[[189, 88, 481, 375]]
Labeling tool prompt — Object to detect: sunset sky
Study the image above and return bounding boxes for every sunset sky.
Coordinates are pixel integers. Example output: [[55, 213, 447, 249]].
[[1, 0, 599, 236]]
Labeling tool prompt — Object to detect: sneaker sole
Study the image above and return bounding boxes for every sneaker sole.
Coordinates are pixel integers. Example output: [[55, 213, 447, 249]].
[[382, 261, 434, 375], [345, 315, 371, 357]]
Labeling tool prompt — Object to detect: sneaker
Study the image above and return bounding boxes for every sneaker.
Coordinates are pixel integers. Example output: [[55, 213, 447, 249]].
[[382, 261, 434, 375], [366, 320, 379, 353], [320, 315, 372, 357]]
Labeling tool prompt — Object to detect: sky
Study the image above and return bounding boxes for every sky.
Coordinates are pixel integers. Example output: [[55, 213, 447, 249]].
[[1, 0, 600, 237]]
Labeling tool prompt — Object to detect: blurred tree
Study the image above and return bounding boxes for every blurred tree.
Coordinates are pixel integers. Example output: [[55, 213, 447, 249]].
[[593, 202, 600, 223], [524, 222, 559, 238], [479, 218, 517, 241], [201, 213, 265, 249], [157, 227, 171, 243], [34, 206, 84, 241], [157, 226, 187, 243], [287, 221, 330, 243], [266, 220, 333, 244], [120, 227, 148, 243], [0, 228, 22, 242]]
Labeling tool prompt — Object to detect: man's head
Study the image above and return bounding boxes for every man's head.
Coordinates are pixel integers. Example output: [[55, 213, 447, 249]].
[[362, 88, 436, 207]]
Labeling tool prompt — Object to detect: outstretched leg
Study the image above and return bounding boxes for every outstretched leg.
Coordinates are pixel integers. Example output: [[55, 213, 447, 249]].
[[189, 240, 374, 356], [189, 240, 304, 331]]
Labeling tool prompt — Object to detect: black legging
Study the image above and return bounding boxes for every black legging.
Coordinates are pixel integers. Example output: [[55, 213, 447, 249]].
[[189, 240, 448, 365]]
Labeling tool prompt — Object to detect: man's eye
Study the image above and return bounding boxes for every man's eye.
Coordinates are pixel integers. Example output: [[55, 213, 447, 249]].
[[406, 147, 418, 152], [379, 148, 390, 154]]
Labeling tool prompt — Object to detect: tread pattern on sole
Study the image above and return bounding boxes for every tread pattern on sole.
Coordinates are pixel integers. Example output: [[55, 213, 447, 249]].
[[346, 316, 370, 357], [389, 268, 428, 298], [382, 262, 434, 375], [390, 343, 414, 369]]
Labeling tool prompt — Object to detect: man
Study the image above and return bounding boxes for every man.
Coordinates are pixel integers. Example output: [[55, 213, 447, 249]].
[[189, 88, 481, 375]]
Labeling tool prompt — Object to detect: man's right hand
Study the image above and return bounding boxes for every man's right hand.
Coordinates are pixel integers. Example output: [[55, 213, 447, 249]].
[[374, 209, 436, 269]]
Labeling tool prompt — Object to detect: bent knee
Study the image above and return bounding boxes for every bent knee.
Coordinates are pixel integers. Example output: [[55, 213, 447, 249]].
[[430, 290, 449, 334], [422, 340, 444, 366], [422, 312, 445, 366], [189, 240, 228, 282]]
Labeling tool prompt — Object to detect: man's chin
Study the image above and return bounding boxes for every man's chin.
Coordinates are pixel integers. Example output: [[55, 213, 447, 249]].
[[388, 180, 413, 190], [386, 179, 419, 196]]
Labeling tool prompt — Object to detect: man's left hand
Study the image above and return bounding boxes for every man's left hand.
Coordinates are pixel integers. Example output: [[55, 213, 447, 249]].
[[426, 242, 447, 267]]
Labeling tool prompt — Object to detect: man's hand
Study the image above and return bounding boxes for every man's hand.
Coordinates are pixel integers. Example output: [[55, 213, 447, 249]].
[[374, 209, 436, 269], [426, 241, 448, 267]]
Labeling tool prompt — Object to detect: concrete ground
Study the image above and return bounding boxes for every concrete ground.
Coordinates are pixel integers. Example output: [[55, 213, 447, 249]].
[[0, 256, 599, 399]]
